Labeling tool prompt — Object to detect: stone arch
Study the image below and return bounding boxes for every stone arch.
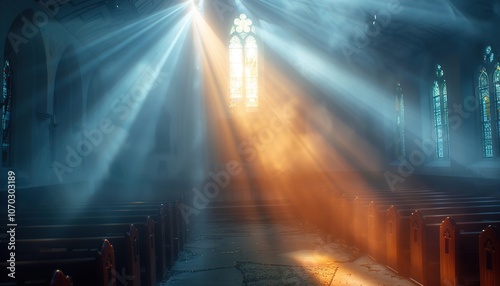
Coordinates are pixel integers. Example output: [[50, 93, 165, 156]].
[[3, 9, 48, 184]]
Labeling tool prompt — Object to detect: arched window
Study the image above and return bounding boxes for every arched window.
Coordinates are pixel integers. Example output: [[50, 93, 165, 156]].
[[478, 46, 500, 158], [432, 64, 449, 158], [2, 59, 13, 166], [395, 82, 405, 159], [229, 13, 258, 111], [494, 66, 500, 155], [479, 66, 492, 157]]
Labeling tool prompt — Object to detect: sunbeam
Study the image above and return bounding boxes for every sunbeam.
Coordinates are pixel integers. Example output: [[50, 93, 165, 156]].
[[48, 2, 198, 198], [2, 0, 500, 284]]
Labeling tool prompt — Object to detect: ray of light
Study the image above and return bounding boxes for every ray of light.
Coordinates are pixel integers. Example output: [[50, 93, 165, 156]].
[[191, 9, 375, 282], [187, 4, 438, 283], [45, 2, 198, 199], [192, 2, 382, 197], [88, 16, 194, 186]]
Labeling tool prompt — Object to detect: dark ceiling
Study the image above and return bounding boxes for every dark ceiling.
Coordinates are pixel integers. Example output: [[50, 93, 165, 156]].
[[368, 0, 497, 63], [33, 0, 499, 67]]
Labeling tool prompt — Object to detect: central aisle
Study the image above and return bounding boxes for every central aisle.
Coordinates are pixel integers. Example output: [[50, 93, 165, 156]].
[[161, 203, 415, 285]]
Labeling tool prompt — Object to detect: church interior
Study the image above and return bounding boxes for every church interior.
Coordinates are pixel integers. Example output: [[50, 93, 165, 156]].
[[1, 0, 500, 285]]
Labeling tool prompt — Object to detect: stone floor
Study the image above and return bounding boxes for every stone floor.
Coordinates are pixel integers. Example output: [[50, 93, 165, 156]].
[[160, 205, 415, 286]]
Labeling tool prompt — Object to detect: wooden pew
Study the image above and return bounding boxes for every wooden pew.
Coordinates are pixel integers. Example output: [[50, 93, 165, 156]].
[[4, 236, 124, 260], [327, 190, 462, 244], [365, 197, 497, 263], [440, 218, 500, 286], [88, 201, 176, 269], [348, 193, 445, 245], [0, 239, 115, 286], [323, 189, 442, 239], [177, 196, 190, 249], [4, 223, 141, 286], [410, 210, 500, 286], [479, 225, 500, 286], [0, 184, 188, 284], [13, 205, 168, 283], [49, 270, 72, 286], [173, 200, 182, 259], [12, 216, 159, 285], [350, 195, 496, 255], [1, 193, 183, 284], [386, 204, 500, 277], [145, 199, 184, 266], [15, 206, 163, 218], [346, 192, 475, 247], [364, 197, 500, 264], [164, 202, 176, 268]]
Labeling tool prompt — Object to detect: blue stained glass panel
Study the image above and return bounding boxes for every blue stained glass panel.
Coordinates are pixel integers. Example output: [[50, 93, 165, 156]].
[[432, 64, 449, 158], [2, 60, 12, 166]]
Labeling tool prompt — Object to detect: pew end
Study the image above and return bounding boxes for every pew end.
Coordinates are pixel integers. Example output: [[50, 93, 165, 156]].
[[479, 225, 500, 286], [49, 270, 72, 286]]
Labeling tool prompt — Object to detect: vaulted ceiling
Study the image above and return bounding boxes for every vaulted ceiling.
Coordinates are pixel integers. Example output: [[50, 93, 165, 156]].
[[42, 0, 498, 68]]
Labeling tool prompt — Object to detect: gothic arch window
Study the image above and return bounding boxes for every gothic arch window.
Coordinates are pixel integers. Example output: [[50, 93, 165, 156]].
[[395, 82, 405, 158], [2, 59, 13, 166], [432, 64, 449, 158], [229, 13, 258, 111], [479, 66, 492, 157], [478, 46, 500, 158], [494, 67, 500, 155]]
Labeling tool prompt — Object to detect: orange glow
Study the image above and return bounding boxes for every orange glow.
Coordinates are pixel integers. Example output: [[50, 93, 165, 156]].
[[191, 8, 381, 199], [191, 11, 386, 283], [281, 249, 336, 266]]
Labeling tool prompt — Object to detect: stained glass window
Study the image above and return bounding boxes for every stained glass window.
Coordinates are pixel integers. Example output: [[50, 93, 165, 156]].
[[479, 67, 493, 157], [395, 82, 405, 158], [229, 14, 258, 110], [2, 60, 12, 166], [478, 46, 500, 158], [432, 64, 449, 158], [495, 64, 500, 155]]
